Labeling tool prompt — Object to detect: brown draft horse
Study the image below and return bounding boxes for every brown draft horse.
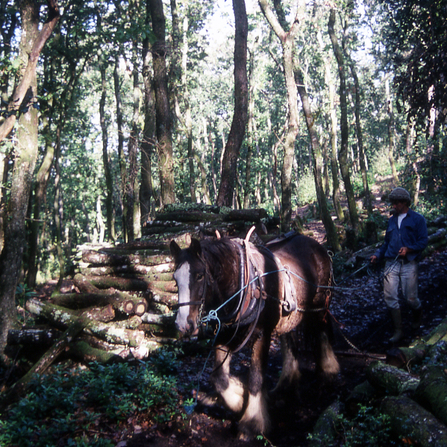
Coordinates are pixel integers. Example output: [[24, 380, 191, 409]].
[[170, 231, 339, 440]]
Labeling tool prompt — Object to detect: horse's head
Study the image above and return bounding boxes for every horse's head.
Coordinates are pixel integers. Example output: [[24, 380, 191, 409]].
[[170, 238, 207, 337]]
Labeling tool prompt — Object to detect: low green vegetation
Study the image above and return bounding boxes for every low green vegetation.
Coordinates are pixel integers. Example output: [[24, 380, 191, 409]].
[[0, 349, 187, 447], [307, 404, 397, 446]]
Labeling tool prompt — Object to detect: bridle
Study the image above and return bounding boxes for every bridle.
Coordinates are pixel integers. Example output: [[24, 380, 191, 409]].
[[174, 233, 266, 344]]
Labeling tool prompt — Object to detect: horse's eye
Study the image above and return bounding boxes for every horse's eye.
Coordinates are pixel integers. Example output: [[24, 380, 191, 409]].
[[196, 273, 204, 282]]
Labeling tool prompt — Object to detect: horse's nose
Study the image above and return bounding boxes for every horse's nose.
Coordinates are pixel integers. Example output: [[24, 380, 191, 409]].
[[187, 317, 195, 333]]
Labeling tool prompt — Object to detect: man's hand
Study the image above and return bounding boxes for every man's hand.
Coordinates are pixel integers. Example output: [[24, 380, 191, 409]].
[[398, 247, 411, 257], [370, 255, 378, 264]]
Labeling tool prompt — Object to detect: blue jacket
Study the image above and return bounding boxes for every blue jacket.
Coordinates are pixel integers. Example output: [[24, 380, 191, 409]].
[[374, 209, 428, 261]]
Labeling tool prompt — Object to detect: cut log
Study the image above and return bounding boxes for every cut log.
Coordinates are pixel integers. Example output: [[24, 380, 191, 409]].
[[25, 298, 148, 347], [50, 292, 113, 309], [133, 300, 148, 316], [140, 312, 176, 325], [308, 401, 343, 447], [386, 346, 427, 368], [225, 208, 267, 222], [82, 250, 128, 266], [50, 290, 147, 315], [0, 320, 86, 411], [155, 210, 222, 223], [81, 304, 115, 322], [85, 275, 149, 291], [80, 265, 174, 280], [73, 273, 106, 294], [148, 290, 178, 308], [366, 361, 420, 395], [69, 340, 125, 363], [7, 328, 63, 346], [414, 366, 447, 426], [380, 396, 447, 447]]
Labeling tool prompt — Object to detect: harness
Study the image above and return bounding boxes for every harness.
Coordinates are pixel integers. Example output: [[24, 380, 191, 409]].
[[176, 230, 333, 349]]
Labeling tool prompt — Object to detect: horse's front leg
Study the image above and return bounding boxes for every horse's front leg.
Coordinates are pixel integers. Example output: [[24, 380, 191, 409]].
[[238, 330, 271, 440], [208, 345, 245, 413]]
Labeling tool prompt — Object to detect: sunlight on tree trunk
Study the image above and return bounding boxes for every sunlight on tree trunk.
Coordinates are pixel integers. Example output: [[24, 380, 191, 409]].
[[295, 66, 341, 251], [258, 0, 301, 231], [328, 9, 359, 230], [385, 75, 399, 185], [149, 0, 175, 206], [216, 0, 248, 207], [0, 0, 59, 361]]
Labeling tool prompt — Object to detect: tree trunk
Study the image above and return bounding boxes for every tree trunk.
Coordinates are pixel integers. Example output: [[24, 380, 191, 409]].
[[295, 66, 341, 251], [148, 0, 175, 206], [128, 46, 142, 241], [141, 7, 156, 223], [54, 121, 65, 290], [349, 59, 372, 214], [216, 0, 248, 207], [259, 0, 301, 231], [325, 61, 344, 221], [0, 0, 59, 362], [385, 75, 399, 184], [328, 9, 358, 230], [100, 64, 116, 242], [114, 56, 128, 242], [27, 114, 54, 287]]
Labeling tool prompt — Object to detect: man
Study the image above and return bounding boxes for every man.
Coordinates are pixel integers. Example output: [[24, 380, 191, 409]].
[[371, 187, 428, 343]]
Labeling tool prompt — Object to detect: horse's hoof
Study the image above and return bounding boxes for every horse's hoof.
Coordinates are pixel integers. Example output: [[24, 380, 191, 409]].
[[197, 391, 219, 407], [237, 430, 254, 442]]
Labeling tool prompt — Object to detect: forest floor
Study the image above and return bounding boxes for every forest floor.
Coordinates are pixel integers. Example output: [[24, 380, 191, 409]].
[[122, 220, 447, 446]]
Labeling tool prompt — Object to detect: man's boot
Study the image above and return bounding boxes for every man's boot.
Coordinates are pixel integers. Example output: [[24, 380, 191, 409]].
[[389, 308, 403, 343], [412, 307, 423, 330]]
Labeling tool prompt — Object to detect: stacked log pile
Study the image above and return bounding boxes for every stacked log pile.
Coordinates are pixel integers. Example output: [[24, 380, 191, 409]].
[[311, 317, 447, 447], [13, 206, 274, 368]]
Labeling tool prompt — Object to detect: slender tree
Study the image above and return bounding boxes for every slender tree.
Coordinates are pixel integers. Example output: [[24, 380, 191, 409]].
[[216, 0, 248, 207], [148, 0, 175, 206], [258, 0, 301, 231], [0, 0, 60, 361], [328, 8, 359, 230]]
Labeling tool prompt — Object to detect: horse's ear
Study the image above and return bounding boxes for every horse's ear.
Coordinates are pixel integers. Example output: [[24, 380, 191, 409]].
[[170, 240, 181, 261], [190, 238, 202, 257]]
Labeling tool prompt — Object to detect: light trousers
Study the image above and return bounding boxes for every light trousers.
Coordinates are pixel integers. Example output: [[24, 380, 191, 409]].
[[383, 259, 421, 310]]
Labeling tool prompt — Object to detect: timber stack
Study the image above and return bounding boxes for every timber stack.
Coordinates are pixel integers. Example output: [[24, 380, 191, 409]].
[[16, 205, 274, 367]]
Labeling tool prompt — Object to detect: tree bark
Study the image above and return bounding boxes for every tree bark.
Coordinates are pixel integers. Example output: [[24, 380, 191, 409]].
[[381, 396, 447, 447], [114, 56, 129, 242], [325, 61, 344, 221], [148, 0, 175, 206], [295, 66, 341, 251], [328, 9, 359, 230], [349, 59, 372, 214], [258, 0, 301, 231], [414, 367, 447, 426], [0, 320, 85, 411], [366, 361, 420, 395], [141, 5, 157, 222], [0, 0, 60, 362], [216, 0, 248, 207], [100, 64, 116, 242]]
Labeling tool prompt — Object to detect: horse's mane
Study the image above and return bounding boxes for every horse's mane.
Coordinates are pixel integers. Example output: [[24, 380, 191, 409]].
[[200, 237, 241, 298]]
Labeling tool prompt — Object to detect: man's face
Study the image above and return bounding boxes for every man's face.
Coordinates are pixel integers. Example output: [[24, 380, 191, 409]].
[[391, 200, 408, 215]]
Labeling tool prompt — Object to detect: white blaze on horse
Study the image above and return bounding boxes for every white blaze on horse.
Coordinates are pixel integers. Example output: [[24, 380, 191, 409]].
[[170, 231, 339, 440]]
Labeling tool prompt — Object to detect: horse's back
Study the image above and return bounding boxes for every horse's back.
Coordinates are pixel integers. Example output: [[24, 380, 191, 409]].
[[269, 234, 331, 281]]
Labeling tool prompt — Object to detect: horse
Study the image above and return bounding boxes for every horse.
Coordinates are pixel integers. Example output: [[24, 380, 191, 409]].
[[170, 231, 339, 440]]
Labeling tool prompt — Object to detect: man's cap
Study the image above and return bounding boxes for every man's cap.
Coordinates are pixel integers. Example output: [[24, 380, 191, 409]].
[[389, 187, 411, 202]]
